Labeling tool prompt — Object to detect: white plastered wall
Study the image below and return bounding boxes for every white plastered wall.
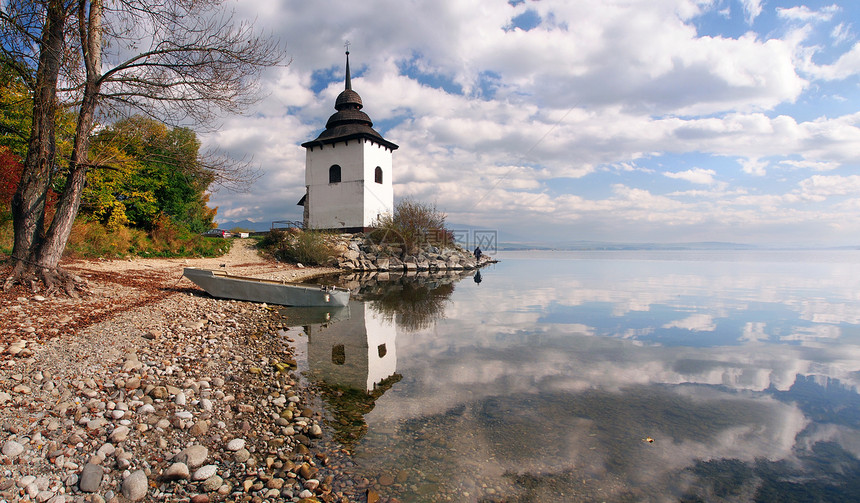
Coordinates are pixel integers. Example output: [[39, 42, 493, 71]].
[[362, 140, 394, 226], [305, 138, 393, 229]]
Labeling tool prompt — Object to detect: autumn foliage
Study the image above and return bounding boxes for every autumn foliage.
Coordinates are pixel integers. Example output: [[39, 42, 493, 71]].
[[84, 116, 217, 234], [0, 146, 22, 212]]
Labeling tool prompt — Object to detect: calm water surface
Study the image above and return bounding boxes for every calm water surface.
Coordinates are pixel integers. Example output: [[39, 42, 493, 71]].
[[291, 250, 860, 502]]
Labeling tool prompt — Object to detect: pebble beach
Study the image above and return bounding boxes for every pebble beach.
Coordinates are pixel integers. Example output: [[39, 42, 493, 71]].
[[0, 241, 377, 503]]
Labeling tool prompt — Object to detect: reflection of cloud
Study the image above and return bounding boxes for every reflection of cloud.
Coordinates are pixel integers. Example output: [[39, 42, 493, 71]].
[[336, 253, 860, 501], [663, 313, 716, 331], [365, 376, 810, 501], [799, 300, 860, 325], [345, 253, 860, 501], [781, 324, 842, 341], [493, 251, 860, 328], [801, 423, 860, 459], [620, 327, 655, 339], [740, 321, 769, 342]]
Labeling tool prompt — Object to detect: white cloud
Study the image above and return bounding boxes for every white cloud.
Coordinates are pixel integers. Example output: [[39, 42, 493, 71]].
[[832, 22, 853, 45], [806, 42, 860, 80], [777, 159, 840, 171], [739, 0, 764, 24], [776, 4, 840, 23], [799, 174, 860, 201], [665, 168, 718, 185], [739, 158, 768, 176]]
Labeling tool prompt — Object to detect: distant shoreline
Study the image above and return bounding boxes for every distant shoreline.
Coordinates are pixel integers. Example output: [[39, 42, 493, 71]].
[[494, 243, 860, 252]]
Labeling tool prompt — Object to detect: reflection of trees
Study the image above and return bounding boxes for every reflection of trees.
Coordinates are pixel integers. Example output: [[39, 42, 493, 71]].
[[315, 270, 469, 331], [367, 279, 456, 332], [315, 373, 402, 447]]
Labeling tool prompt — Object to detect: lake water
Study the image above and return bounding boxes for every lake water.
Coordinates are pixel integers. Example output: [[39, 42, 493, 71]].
[[289, 250, 860, 502]]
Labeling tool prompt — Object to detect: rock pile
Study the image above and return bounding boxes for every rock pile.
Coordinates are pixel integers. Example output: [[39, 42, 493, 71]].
[[331, 235, 493, 272]]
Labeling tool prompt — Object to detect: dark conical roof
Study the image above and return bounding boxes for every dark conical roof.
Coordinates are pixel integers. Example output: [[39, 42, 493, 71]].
[[335, 89, 362, 109], [302, 51, 398, 150]]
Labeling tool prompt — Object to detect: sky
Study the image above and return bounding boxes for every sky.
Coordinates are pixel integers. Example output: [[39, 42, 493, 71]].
[[203, 0, 860, 246]]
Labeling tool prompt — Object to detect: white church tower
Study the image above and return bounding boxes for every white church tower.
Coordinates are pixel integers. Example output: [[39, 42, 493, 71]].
[[300, 50, 398, 232]]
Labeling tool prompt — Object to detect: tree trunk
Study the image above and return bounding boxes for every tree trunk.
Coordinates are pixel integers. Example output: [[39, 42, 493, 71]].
[[36, 0, 102, 272], [35, 97, 95, 269], [8, 0, 66, 268]]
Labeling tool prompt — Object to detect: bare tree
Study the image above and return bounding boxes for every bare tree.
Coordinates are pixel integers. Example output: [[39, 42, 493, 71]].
[[1, 0, 286, 294]]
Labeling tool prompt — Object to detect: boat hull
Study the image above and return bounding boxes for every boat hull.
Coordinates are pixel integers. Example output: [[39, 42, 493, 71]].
[[183, 268, 349, 307]]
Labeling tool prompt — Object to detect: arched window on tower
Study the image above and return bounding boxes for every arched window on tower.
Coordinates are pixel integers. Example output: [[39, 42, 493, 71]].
[[329, 165, 341, 183], [374, 166, 383, 184]]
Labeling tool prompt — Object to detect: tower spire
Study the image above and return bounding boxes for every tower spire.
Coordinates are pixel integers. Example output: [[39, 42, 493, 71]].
[[344, 41, 352, 91]]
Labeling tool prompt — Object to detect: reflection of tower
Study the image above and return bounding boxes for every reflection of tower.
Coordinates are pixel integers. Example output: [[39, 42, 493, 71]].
[[307, 301, 397, 392]]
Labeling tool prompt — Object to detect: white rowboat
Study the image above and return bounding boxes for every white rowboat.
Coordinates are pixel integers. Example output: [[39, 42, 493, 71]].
[[183, 267, 349, 307]]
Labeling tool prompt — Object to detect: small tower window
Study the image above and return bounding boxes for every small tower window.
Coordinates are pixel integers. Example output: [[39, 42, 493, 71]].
[[374, 166, 383, 184], [329, 165, 341, 183], [377, 344, 387, 358]]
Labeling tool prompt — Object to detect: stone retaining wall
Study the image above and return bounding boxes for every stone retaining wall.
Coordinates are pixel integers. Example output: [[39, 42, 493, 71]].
[[328, 234, 494, 272]]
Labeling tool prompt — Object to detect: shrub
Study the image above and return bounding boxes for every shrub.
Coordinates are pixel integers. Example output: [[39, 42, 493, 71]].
[[66, 221, 135, 258], [0, 218, 13, 256], [260, 228, 336, 266], [369, 198, 454, 254], [64, 219, 227, 258]]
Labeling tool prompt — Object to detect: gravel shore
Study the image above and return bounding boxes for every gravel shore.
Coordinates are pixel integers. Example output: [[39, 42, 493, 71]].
[[0, 241, 372, 503]]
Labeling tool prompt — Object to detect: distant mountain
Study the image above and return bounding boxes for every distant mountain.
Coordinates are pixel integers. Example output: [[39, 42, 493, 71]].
[[212, 220, 856, 251], [446, 223, 523, 248], [214, 219, 272, 232], [499, 241, 760, 251], [495, 241, 860, 251]]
